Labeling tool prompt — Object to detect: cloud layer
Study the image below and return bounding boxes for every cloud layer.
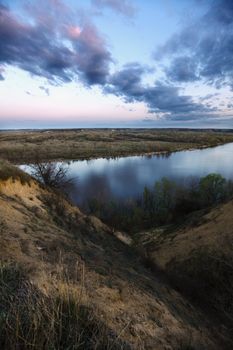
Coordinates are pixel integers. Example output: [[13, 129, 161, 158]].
[[91, 0, 136, 17], [105, 63, 211, 120], [0, 2, 112, 85], [156, 0, 233, 90], [0, 0, 228, 122]]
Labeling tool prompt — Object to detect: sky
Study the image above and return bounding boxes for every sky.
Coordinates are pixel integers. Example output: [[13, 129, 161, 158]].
[[0, 0, 233, 129]]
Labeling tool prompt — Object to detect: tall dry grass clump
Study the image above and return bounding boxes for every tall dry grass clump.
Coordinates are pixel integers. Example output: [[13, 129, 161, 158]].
[[0, 263, 128, 350]]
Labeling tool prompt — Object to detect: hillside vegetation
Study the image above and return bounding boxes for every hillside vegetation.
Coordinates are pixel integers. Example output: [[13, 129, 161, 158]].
[[136, 201, 233, 327], [87, 174, 233, 233], [0, 160, 233, 349]]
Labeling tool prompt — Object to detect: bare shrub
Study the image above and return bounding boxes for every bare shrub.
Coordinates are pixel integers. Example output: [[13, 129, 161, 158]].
[[29, 160, 74, 192]]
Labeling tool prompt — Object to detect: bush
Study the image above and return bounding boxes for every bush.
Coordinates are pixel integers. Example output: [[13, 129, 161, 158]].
[[199, 173, 227, 205], [29, 161, 73, 190]]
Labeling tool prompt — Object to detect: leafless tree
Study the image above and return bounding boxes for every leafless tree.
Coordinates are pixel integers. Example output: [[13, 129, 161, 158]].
[[30, 160, 74, 191]]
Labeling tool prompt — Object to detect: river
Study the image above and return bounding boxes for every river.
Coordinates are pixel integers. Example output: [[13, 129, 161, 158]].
[[61, 142, 233, 207]]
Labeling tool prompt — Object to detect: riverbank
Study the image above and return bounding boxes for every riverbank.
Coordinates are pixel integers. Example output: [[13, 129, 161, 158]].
[[1, 128, 233, 163]]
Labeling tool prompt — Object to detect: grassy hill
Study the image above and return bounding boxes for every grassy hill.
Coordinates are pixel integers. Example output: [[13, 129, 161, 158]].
[[136, 202, 233, 332], [0, 160, 233, 349]]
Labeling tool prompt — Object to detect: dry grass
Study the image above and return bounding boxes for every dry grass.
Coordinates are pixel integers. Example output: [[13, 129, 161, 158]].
[[1, 128, 233, 163], [0, 159, 31, 184], [0, 262, 129, 350]]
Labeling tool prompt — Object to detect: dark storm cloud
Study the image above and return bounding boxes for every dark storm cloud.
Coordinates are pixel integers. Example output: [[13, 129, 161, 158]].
[[164, 56, 199, 83], [106, 63, 149, 102], [105, 63, 211, 119], [155, 0, 233, 89], [69, 24, 112, 85], [91, 0, 136, 17], [0, 3, 112, 85]]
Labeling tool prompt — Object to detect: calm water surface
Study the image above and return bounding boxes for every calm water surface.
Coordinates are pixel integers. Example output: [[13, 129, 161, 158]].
[[64, 142, 233, 207]]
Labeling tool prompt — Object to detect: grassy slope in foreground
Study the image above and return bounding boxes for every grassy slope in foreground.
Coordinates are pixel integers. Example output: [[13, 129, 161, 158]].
[[0, 160, 233, 349], [1, 128, 233, 162]]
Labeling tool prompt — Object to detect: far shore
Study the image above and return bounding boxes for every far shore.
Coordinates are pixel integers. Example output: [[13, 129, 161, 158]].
[[1, 128, 233, 164]]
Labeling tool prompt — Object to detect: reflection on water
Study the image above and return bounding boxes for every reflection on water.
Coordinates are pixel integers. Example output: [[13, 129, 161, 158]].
[[65, 142, 233, 207]]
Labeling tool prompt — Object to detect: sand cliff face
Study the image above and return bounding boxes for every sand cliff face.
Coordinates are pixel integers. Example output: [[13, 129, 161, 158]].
[[0, 162, 232, 349]]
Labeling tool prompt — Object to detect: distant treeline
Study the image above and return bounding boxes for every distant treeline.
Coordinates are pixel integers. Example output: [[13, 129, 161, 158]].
[[86, 174, 233, 233]]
